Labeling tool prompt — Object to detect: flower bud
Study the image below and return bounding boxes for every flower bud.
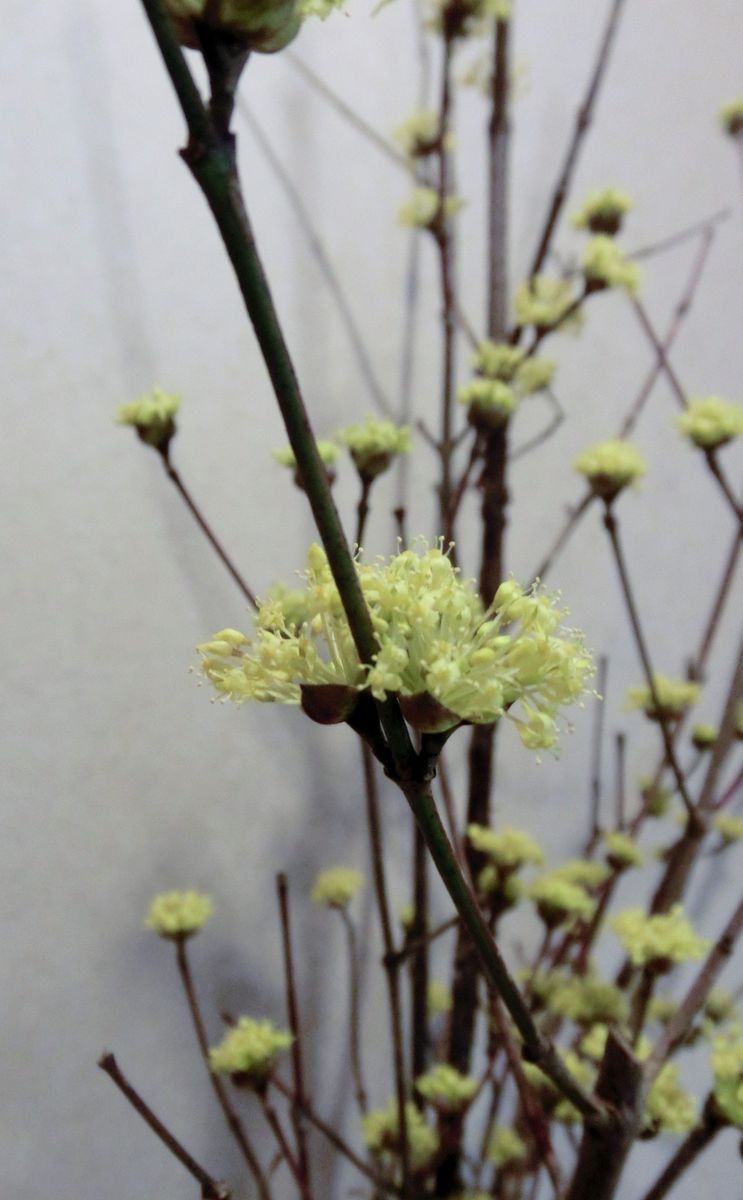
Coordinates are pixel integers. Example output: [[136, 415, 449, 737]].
[[164, 0, 301, 53]]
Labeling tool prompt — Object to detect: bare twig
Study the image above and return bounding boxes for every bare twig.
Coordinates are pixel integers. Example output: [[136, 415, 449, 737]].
[[258, 1091, 313, 1200], [98, 1052, 231, 1200], [339, 908, 368, 1114], [174, 939, 271, 1198], [276, 874, 312, 1189], [528, 0, 629, 278]]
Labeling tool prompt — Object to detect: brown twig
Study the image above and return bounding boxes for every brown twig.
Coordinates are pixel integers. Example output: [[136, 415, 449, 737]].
[[258, 1091, 313, 1200], [527, 0, 629, 278], [339, 907, 368, 1114], [276, 874, 312, 1188], [434, 34, 459, 545], [174, 939, 271, 1198], [587, 656, 609, 847], [690, 526, 743, 679], [98, 1051, 231, 1200], [163, 457, 258, 609], [410, 823, 430, 1083]]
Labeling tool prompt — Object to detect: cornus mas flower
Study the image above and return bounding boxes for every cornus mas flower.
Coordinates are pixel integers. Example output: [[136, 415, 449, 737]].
[[611, 905, 709, 969], [117, 386, 180, 451], [691, 722, 718, 750], [362, 1100, 439, 1172], [626, 673, 700, 722], [197, 543, 594, 747], [514, 275, 583, 334], [467, 824, 543, 869], [209, 1017, 293, 1082], [145, 890, 213, 939], [574, 438, 646, 501], [398, 186, 463, 230], [393, 110, 451, 159], [488, 1126, 526, 1168], [582, 236, 641, 295], [427, 980, 452, 1016], [457, 378, 517, 429], [604, 830, 643, 870], [644, 1065, 697, 1135], [415, 1064, 477, 1111], [336, 416, 411, 481], [676, 396, 743, 449], [719, 97, 743, 137], [711, 1031, 743, 1126], [571, 187, 633, 236], [713, 813, 743, 845], [310, 866, 364, 908]]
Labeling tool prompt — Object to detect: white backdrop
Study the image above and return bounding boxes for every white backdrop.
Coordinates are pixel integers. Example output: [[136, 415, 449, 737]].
[[2, 1, 743, 1196]]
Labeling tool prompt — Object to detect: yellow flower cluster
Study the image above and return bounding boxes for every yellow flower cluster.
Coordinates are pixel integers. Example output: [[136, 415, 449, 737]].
[[676, 396, 743, 450], [574, 438, 647, 501], [626, 674, 700, 722], [458, 342, 556, 429], [198, 544, 594, 748], [273, 440, 339, 470], [209, 1017, 293, 1081], [714, 813, 743, 845], [582, 236, 641, 296], [362, 1100, 439, 1172], [145, 890, 214, 939], [117, 387, 180, 449], [571, 187, 633, 236], [720, 97, 743, 136], [428, 980, 453, 1016], [711, 1031, 743, 1126], [529, 872, 596, 928], [644, 1064, 697, 1135], [416, 1064, 477, 1111], [393, 110, 447, 159], [604, 830, 643, 870], [488, 1126, 526, 1167], [547, 974, 629, 1026], [467, 824, 543, 868], [310, 866, 364, 908], [336, 417, 411, 480], [398, 187, 463, 230], [691, 722, 718, 750], [164, 0, 300, 52], [514, 276, 583, 333], [611, 905, 709, 968]]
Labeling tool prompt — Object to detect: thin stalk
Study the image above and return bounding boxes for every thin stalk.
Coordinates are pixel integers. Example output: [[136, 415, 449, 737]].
[[339, 908, 368, 1113], [435, 35, 458, 544], [528, 0, 628, 278], [628, 207, 729, 260], [587, 656, 609, 846], [361, 743, 412, 1195], [602, 507, 695, 816], [98, 1052, 230, 1200], [175, 939, 271, 1199], [163, 457, 258, 608], [410, 823, 430, 1083], [258, 1092, 313, 1200], [690, 526, 742, 678], [276, 874, 312, 1190], [615, 732, 627, 830], [272, 1076, 401, 1197]]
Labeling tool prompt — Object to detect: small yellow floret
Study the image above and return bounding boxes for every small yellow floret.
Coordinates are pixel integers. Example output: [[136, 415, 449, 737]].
[[691, 723, 718, 750], [336, 417, 411, 479], [644, 1064, 697, 1135], [582, 236, 641, 295], [676, 396, 743, 450], [571, 187, 633, 235], [273, 440, 339, 469], [428, 980, 453, 1016], [514, 276, 583, 333], [529, 873, 595, 927], [711, 1031, 743, 1127], [714, 813, 743, 845], [604, 830, 643, 870], [467, 824, 543, 868], [117, 387, 180, 449], [626, 674, 700, 722], [611, 905, 709, 968], [311, 866, 364, 908], [393, 110, 448, 158], [145, 890, 213, 939], [720, 97, 743, 136], [362, 1100, 439, 1171], [398, 187, 463, 230], [416, 1064, 477, 1111], [488, 1126, 527, 1167], [574, 439, 646, 500], [208, 1017, 293, 1080]]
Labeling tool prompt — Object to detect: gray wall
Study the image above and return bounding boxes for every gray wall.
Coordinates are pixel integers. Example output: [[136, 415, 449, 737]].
[[2, 0, 743, 1196]]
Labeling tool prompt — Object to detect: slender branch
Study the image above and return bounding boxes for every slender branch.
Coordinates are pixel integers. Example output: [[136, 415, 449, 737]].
[[174, 939, 271, 1198], [410, 822, 430, 1083], [339, 908, 368, 1114], [588, 656, 609, 845], [239, 104, 395, 418], [389, 915, 459, 967], [276, 874, 312, 1189], [602, 507, 695, 816], [258, 1091, 312, 1200], [284, 53, 409, 171], [628, 207, 730, 261], [163, 457, 258, 608], [528, 0, 628, 278], [400, 778, 606, 1122], [361, 743, 412, 1195], [434, 35, 458, 544], [565, 1033, 643, 1200], [615, 732, 627, 830], [511, 387, 565, 461], [98, 1052, 230, 1200], [272, 1076, 401, 1197]]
